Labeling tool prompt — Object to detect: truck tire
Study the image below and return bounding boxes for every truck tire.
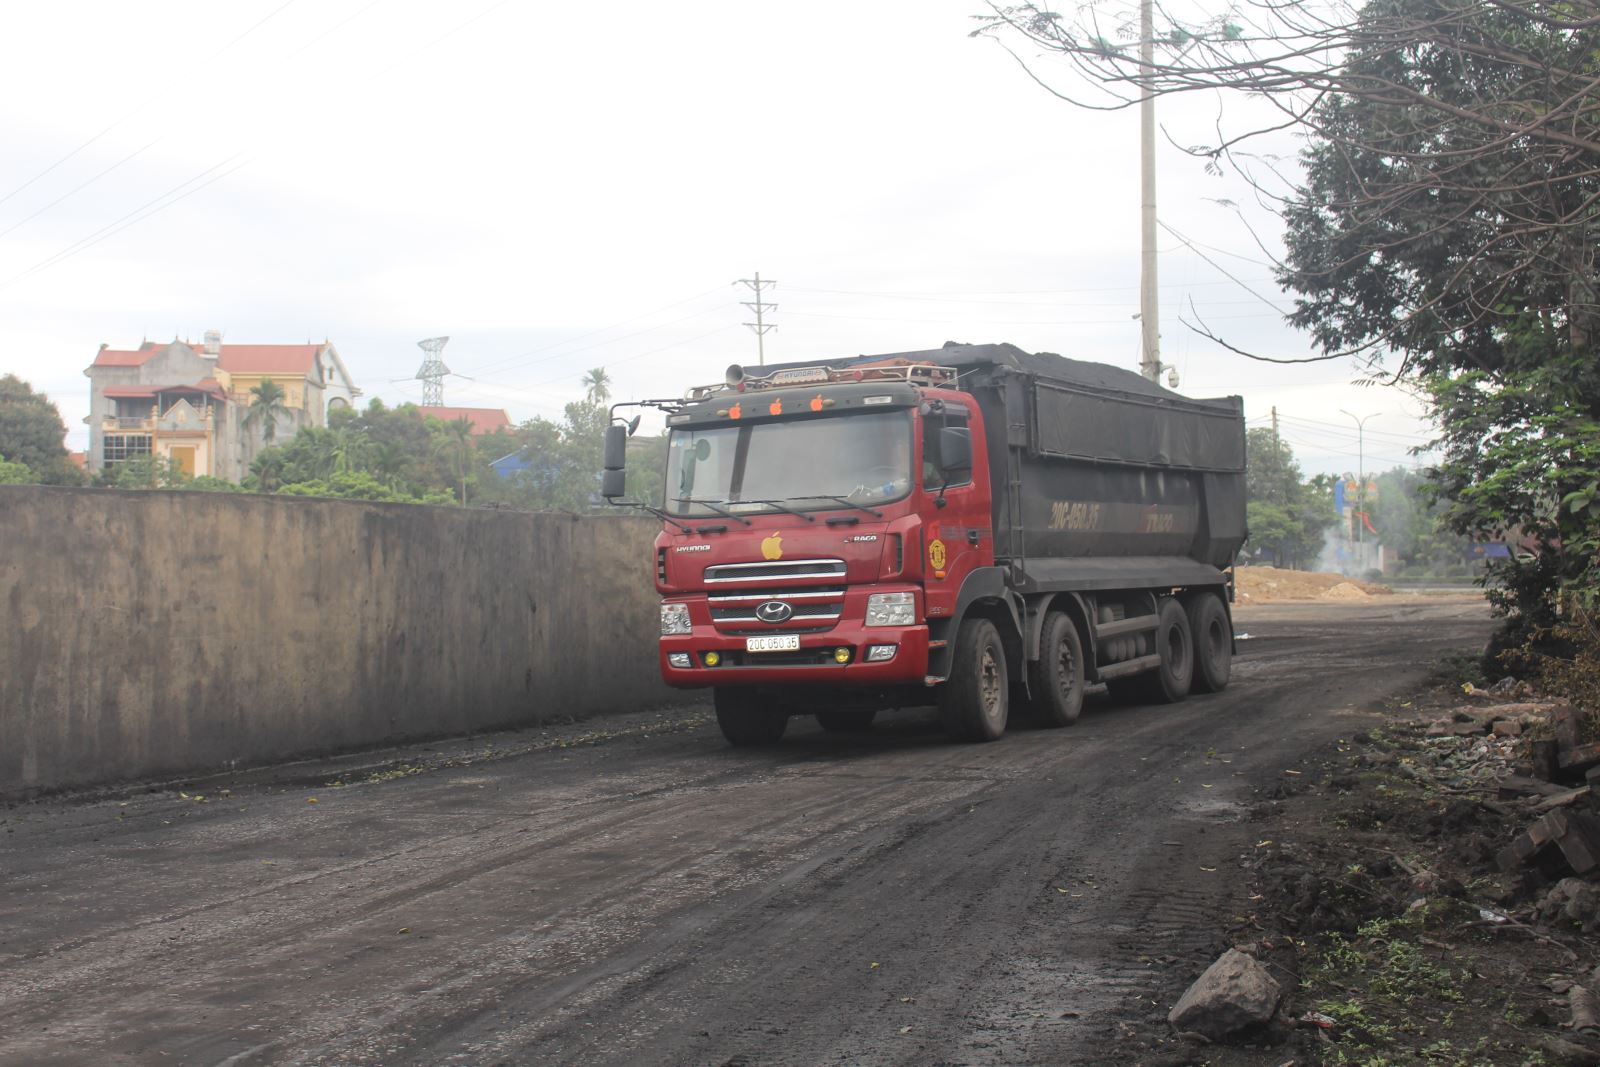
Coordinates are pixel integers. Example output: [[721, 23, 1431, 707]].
[[1109, 598, 1193, 705], [939, 617, 1009, 742], [1186, 593, 1232, 693], [816, 709, 877, 733], [1027, 611, 1085, 727], [1145, 598, 1194, 703], [714, 688, 789, 746]]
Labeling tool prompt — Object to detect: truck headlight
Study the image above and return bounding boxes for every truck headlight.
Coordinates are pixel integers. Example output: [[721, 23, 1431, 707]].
[[660, 603, 691, 635], [865, 591, 915, 627]]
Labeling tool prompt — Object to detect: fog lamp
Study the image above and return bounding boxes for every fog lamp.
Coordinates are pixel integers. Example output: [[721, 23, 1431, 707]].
[[833, 647, 852, 664], [667, 652, 691, 669], [866, 644, 897, 662], [703, 651, 722, 667]]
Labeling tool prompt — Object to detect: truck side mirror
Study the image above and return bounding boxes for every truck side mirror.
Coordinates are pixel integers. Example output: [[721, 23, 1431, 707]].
[[603, 424, 628, 471], [601, 468, 626, 500], [939, 426, 972, 473]]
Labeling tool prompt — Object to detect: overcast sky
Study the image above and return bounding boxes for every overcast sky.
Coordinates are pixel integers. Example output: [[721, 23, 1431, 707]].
[[0, 0, 1432, 477]]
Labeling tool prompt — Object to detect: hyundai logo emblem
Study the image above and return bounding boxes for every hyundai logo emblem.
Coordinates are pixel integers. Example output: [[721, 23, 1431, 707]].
[[755, 600, 794, 624]]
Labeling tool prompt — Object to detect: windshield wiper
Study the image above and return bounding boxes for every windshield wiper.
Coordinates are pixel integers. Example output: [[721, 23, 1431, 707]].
[[789, 493, 883, 518], [679, 498, 752, 525], [737, 499, 816, 522]]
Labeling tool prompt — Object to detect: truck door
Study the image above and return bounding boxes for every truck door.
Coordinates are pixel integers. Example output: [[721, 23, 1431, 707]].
[[920, 401, 992, 620]]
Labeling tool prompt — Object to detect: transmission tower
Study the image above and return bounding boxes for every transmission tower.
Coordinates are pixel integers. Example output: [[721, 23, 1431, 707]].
[[415, 336, 451, 406], [735, 272, 777, 366]]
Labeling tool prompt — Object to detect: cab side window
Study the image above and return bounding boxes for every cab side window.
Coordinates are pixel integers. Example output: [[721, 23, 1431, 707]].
[[922, 410, 972, 489]]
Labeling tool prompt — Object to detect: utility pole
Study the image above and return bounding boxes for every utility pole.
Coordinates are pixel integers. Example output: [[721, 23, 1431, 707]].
[[1138, 0, 1160, 383], [1339, 409, 1379, 543], [735, 272, 778, 366], [1270, 406, 1282, 502]]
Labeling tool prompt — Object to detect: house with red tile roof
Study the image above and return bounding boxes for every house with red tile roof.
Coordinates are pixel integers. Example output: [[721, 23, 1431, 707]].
[[84, 332, 359, 481], [416, 406, 512, 436]]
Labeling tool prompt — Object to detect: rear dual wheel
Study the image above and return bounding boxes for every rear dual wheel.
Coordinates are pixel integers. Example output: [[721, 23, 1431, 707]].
[[1186, 593, 1232, 693], [1027, 611, 1085, 727], [1108, 598, 1193, 705]]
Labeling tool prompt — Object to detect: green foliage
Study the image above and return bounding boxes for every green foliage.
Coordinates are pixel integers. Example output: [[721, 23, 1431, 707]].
[[1243, 428, 1335, 568], [241, 373, 624, 512], [0, 375, 82, 484], [102, 455, 189, 489], [0, 454, 35, 484], [277, 470, 452, 504], [185, 476, 243, 493], [474, 390, 626, 513], [1279, 5, 1600, 634]]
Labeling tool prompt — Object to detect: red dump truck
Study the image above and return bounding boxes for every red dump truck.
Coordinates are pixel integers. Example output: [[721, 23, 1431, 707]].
[[602, 342, 1247, 746]]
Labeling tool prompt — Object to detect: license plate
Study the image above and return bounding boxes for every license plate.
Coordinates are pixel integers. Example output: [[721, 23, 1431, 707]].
[[745, 634, 800, 653]]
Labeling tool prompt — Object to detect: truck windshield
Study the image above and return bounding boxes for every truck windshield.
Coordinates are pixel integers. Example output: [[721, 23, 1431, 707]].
[[666, 409, 912, 516]]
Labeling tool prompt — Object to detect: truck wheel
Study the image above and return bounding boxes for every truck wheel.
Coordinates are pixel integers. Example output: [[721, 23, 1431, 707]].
[[939, 618, 1009, 742], [816, 709, 877, 733], [1145, 598, 1194, 703], [714, 688, 788, 746], [1108, 599, 1193, 706], [1186, 593, 1232, 693], [1027, 611, 1085, 727]]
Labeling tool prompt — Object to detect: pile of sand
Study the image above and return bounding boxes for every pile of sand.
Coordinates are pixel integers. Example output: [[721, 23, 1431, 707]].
[[1234, 566, 1392, 602]]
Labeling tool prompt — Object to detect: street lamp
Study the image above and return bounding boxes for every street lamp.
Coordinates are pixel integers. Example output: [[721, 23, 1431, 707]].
[[1339, 410, 1380, 544]]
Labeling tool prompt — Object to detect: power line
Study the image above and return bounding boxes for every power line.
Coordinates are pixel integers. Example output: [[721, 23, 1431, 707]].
[[456, 286, 727, 379], [0, 141, 159, 242], [0, 0, 301, 210], [782, 307, 1291, 327], [785, 277, 1279, 299], [2, 155, 249, 289]]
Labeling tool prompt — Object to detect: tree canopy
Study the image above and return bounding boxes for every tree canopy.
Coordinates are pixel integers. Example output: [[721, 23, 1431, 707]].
[[0, 375, 81, 484], [1243, 428, 1336, 568], [977, 0, 1600, 630]]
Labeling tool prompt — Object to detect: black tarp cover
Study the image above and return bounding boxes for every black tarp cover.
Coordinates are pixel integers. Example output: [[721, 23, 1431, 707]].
[[737, 342, 1245, 473]]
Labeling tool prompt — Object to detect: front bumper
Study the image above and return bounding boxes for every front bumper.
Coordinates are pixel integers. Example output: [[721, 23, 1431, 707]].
[[660, 623, 929, 688]]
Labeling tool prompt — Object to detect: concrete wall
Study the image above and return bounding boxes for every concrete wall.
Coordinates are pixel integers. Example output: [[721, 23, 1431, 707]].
[[0, 486, 677, 796]]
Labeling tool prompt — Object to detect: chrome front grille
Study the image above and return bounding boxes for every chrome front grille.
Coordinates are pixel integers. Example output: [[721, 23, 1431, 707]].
[[703, 558, 847, 584], [708, 585, 846, 625]]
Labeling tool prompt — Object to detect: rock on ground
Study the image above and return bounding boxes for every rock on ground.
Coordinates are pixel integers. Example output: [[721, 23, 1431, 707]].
[[1167, 948, 1284, 1042]]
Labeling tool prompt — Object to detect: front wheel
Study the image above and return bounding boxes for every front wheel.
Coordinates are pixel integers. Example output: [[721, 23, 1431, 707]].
[[714, 688, 789, 746], [939, 617, 1009, 742]]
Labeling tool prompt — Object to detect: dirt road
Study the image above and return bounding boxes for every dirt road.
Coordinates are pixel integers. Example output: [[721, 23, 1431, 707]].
[[0, 597, 1490, 1067]]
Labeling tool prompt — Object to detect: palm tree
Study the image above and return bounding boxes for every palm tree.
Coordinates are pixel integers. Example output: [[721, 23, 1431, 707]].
[[244, 381, 290, 445], [582, 367, 611, 404], [369, 441, 408, 491], [249, 452, 286, 493], [432, 416, 475, 505], [328, 426, 370, 474]]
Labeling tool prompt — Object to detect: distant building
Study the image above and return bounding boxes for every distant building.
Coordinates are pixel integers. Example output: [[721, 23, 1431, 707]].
[[416, 406, 512, 435], [490, 451, 534, 480], [84, 333, 359, 480]]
